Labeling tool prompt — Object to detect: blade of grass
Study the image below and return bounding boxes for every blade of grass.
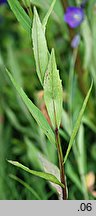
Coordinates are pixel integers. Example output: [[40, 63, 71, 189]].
[[64, 81, 93, 163], [82, 116, 96, 133], [77, 125, 89, 199], [9, 174, 41, 200], [66, 160, 82, 193]]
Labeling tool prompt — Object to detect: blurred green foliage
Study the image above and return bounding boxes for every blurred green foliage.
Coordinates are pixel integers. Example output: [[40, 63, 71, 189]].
[[0, 0, 96, 200]]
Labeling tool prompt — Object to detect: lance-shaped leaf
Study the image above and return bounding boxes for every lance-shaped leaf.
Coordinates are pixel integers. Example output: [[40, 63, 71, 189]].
[[6, 69, 55, 146], [7, 0, 31, 33], [8, 160, 64, 188], [38, 153, 63, 199], [42, 0, 56, 32], [32, 7, 49, 85], [64, 82, 93, 164], [44, 49, 63, 129]]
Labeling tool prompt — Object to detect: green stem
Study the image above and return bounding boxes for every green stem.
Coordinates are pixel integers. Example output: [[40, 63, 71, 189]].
[[55, 128, 67, 200]]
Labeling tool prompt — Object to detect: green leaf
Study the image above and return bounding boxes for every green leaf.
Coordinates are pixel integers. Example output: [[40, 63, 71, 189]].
[[81, 18, 92, 69], [25, 137, 63, 198], [7, 40, 23, 87], [22, 0, 30, 7], [77, 125, 89, 199], [44, 49, 63, 129], [61, 110, 71, 136], [42, 0, 56, 32], [38, 153, 63, 199], [66, 160, 82, 193], [8, 160, 64, 188], [82, 116, 96, 134], [64, 82, 93, 163], [32, 7, 49, 85], [6, 69, 55, 145], [7, 0, 31, 33], [9, 174, 41, 200], [31, 0, 63, 24]]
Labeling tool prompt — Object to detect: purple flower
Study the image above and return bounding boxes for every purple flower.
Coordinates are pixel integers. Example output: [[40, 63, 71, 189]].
[[0, 0, 7, 5], [71, 34, 80, 48], [64, 7, 84, 28]]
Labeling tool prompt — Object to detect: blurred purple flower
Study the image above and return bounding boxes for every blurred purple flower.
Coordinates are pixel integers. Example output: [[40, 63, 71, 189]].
[[0, 0, 7, 5], [71, 34, 80, 48], [64, 7, 84, 28]]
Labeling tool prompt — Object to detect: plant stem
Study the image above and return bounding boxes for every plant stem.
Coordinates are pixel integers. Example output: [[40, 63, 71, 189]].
[[55, 128, 67, 200], [60, 0, 68, 11]]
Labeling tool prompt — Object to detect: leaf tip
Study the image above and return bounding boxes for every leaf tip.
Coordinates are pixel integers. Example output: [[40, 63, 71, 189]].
[[51, 48, 55, 57], [7, 160, 18, 166], [33, 6, 37, 16]]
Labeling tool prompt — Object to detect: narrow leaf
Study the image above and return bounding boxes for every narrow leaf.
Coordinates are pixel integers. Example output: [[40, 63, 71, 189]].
[[32, 7, 49, 84], [81, 18, 92, 69], [7, 41, 23, 86], [6, 69, 55, 145], [9, 174, 41, 200], [77, 125, 89, 199], [82, 116, 96, 133], [42, 0, 56, 31], [7, 0, 31, 33], [22, 0, 30, 8], [66, 160, 82, 193], [8, 160, 64, 188], [64, 82, 93, 163], [44, 49, 63, 129]]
